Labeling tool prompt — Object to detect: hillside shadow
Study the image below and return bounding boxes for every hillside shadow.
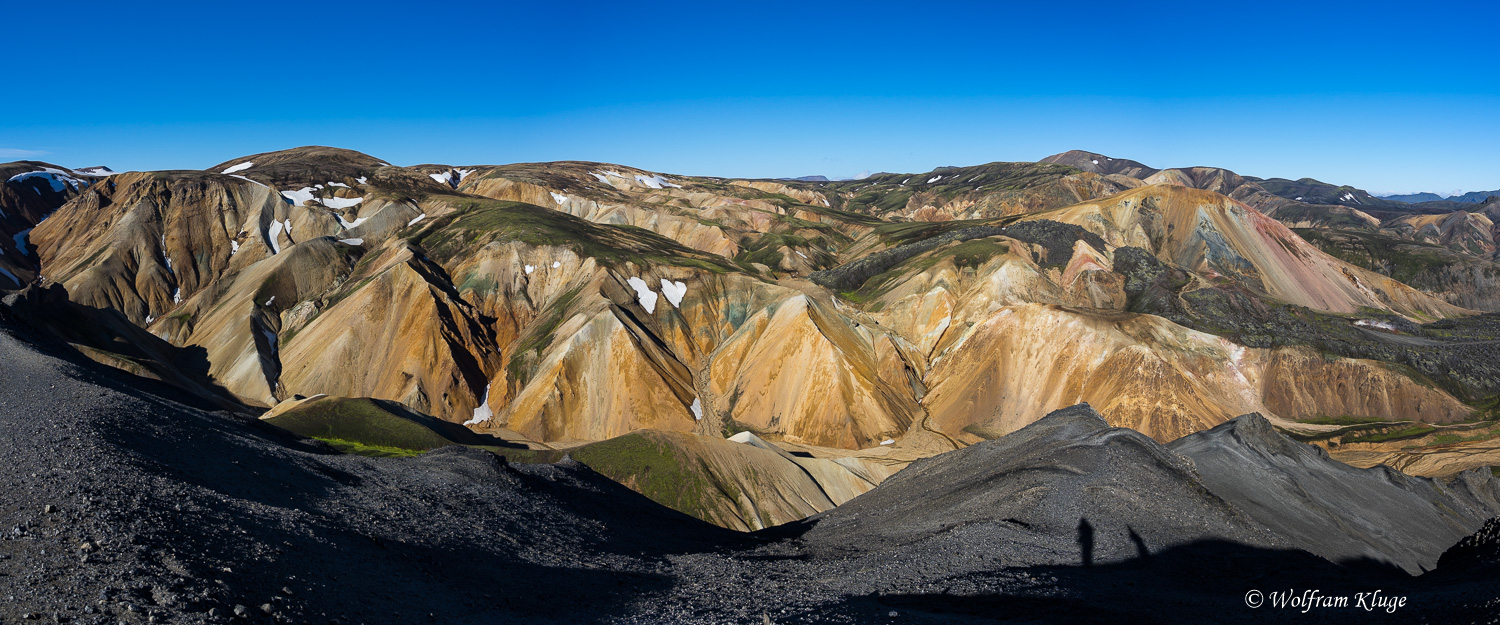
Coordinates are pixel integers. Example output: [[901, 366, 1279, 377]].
[[865, 539, 1416, 624], [3, 285, 247, 412]]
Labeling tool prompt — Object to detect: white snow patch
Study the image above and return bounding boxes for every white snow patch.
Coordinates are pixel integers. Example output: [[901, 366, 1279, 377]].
[[463, 383, 494, 426], [0, 266, 19, 286], [1341, 192, 1359, 204], [634, 174, 681, 189], [221, 162, 253, 174], [145, 314, 155, 324], [626, 276, 658, 313], [337, 214, 366, 229], [230, 175, 266, 188], [524, 264, 535, 274], [901, 177, 911, 185], [320, 196, 363, 209], [264, 296, 275, 307], [880, 439, 895, 446], [355, 176, 368, 184], [267, 220, 285, 254], [796, 251, 808, 259], [690, 397, 703, 421], [1355, 319, 1398, 332], [659, 279, 687, 308], [327, 182, 350, 188], [73, 166, 114, 176], [173, 288, 182, 304], [338, 238, 364, 245], [13, 229, 32, 256], [7, 169, 83, 192], [1091, 159, 1099, 164], [551, 261, 561, 268], [281, 187, 316, 205], [550, 192, 569, 205], [230, 240, 240, 255], [1295, 196, 1303, 201], [590, 172, 612, 184], [406, 213, 427, 227], [927, 175, 943, 183], [429, 168, 475, 189]]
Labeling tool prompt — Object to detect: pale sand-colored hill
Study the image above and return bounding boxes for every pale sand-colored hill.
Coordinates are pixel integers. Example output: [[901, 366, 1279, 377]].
[[918, 303, 1468, 443]]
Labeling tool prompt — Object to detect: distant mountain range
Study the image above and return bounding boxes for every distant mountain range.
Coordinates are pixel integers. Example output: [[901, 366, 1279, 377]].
[[1380, 189, 1500, 203]]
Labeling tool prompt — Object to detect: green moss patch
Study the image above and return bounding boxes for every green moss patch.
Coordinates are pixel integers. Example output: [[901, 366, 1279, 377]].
[[266, 397, 472, 451]]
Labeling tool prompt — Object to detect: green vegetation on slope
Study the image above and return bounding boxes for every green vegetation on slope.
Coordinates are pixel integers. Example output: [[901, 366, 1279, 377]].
[[1293, 228, 1494, 286], [823, 162, 1080, 216], [409, 198, 738, 274], [265, 397, 465, 451], [317, 438, 424, 457], [496, 432, 745, 527]]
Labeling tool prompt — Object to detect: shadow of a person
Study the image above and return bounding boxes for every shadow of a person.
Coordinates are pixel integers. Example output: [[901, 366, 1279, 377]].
[[1078, 518, 1095, 567], [1127, 527, 1151, 560]]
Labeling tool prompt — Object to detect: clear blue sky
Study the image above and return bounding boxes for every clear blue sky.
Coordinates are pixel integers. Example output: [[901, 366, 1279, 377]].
[[3, 0, 1496, 194]]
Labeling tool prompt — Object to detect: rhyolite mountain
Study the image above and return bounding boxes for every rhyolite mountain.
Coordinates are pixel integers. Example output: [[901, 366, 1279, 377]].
[[3, 146, 1499, 530]]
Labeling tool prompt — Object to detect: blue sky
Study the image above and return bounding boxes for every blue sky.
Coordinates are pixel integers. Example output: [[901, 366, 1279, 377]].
[[3, 0, 1496, 194]]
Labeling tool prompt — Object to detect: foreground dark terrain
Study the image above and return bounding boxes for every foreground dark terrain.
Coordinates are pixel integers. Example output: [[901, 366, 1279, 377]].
[[3, 310, 1499, 624]]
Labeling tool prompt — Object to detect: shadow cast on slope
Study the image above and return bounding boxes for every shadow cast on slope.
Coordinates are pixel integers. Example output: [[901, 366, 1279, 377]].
[[864, 539, 1431, 625], [2, 283, 247, 411]]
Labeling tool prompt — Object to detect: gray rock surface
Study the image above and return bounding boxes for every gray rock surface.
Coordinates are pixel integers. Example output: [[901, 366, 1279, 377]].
[[1170, 413, 1500, 574], [797, 404, 1288, 564]]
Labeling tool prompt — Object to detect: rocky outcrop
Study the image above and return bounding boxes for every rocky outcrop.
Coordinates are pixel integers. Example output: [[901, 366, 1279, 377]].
[[1170, 414, 1500, 573]]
